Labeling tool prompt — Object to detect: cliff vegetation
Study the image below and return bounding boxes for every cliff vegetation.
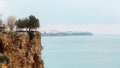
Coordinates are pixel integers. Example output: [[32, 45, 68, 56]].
[[0, 15, 44, 68]]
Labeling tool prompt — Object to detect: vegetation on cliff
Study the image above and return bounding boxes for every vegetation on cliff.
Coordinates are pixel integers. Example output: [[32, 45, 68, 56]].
[[7, 16, 16, 31], [16, 15, 40, 31], [0, 15, 43, 68], [0, 53, 9, 65], [0, 15, 40, 32]]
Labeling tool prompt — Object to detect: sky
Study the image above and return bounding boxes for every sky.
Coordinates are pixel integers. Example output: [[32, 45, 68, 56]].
[[0, 0, 120, 34]]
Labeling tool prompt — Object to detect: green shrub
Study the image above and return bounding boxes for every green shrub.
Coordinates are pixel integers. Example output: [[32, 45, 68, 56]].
[[36, 32, 40, 38], [28, 32, 34, 40], [0, 54, 10, 64]]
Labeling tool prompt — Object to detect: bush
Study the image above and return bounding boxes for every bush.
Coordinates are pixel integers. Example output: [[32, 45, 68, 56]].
[[36, 32, 40, 38], [28, 32, 34, 40], [0, 54, 10, 64]]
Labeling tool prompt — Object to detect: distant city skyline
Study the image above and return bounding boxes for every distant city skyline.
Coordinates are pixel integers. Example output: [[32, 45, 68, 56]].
[[0, 0, 120, 34], [40, 24, 120, 34]]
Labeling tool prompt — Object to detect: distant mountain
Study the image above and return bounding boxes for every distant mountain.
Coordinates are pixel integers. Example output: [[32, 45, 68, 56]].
[[42, 32, 93, 36]]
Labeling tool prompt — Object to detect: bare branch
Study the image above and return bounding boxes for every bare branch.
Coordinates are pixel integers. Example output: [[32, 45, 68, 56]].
[[7, 16, 16, 30]]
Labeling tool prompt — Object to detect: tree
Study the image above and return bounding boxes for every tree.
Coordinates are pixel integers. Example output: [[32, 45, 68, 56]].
[[0, 14, 3, 26], [28, 15, 40, 31], [16, 15, 40, 31], [16, 19, 23, 31], [0, 19, 2, 26], [16, 18, 29, 31], [7, 16, 16, 31]]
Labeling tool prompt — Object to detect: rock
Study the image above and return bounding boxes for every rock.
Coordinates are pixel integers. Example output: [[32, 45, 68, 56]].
[[0, 32, 44, 68]]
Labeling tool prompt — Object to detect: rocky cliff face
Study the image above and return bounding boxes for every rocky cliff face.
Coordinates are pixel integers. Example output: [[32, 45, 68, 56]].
[[0, 31, 44, 68]]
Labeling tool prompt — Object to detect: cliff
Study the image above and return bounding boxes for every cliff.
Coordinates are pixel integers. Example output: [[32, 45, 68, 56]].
[[0, 31, 44, 68]]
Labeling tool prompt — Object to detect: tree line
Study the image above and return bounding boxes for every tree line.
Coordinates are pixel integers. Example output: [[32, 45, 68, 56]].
[[0, 15, 40, 32]]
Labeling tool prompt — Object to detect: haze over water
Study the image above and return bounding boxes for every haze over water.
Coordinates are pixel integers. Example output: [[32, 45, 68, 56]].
[[42, 34, 120, 68]]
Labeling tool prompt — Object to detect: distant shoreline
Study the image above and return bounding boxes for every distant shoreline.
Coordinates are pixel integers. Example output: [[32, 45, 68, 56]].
[[42, 32, 93, 37]]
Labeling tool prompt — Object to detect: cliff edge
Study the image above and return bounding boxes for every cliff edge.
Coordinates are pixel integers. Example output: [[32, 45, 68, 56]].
[[0, 31, 44, 68]]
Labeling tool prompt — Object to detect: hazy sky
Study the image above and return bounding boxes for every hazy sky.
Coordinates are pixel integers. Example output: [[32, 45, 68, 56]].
[[0, 0, 120, 34]]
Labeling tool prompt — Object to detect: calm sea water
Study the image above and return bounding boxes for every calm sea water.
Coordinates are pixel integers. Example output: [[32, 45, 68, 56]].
[[42, 34, 120, 68]]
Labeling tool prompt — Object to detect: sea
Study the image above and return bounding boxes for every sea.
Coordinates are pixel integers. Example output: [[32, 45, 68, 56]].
[[42, 34, 120, 68]]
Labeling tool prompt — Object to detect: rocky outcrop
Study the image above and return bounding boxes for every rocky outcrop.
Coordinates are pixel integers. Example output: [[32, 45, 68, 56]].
[[0, 31, 44, 68]]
